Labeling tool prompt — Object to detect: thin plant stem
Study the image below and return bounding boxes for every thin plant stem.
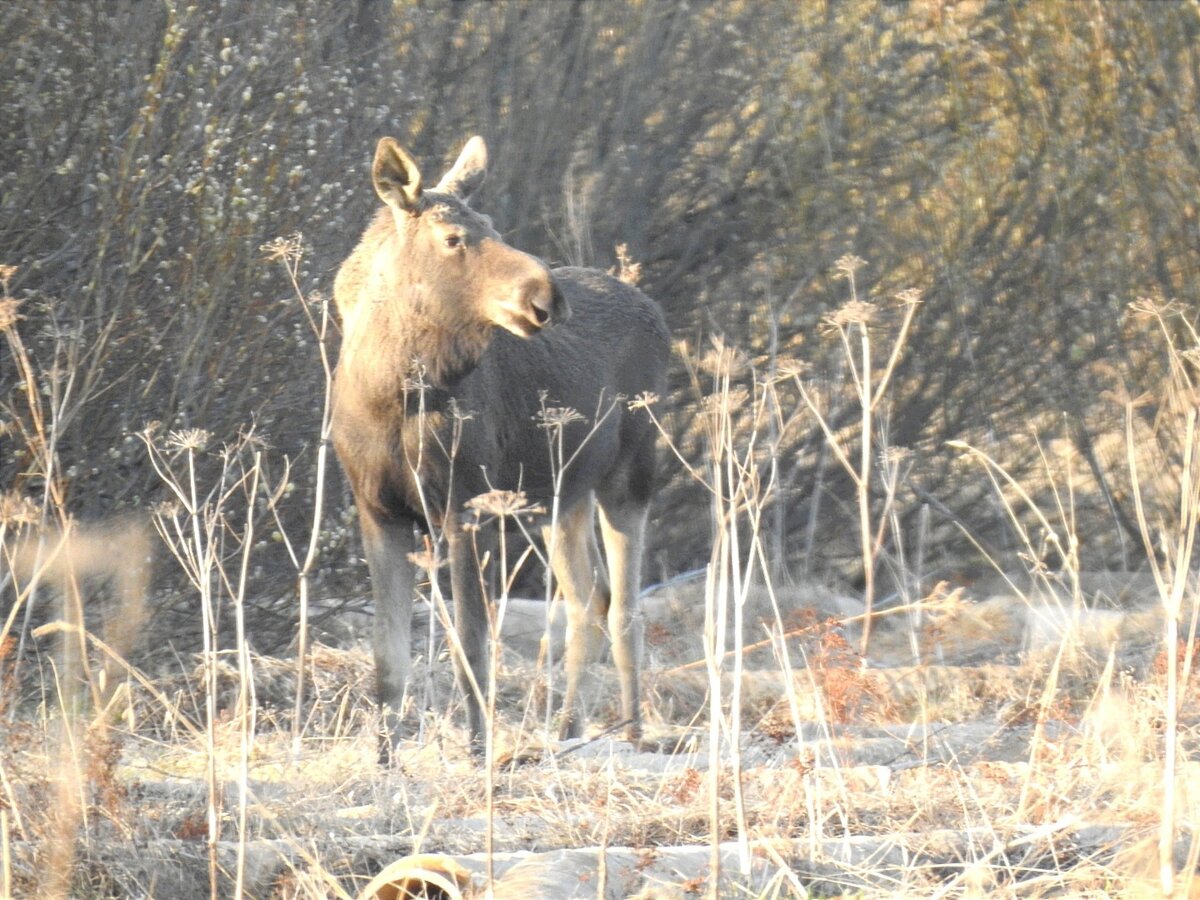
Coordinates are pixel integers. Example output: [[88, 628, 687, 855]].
[[485, 514, 509, 893], [183, 443, 221, 900], [233, 452, 261, 898], [266, 238, 336, 761], [857, 315, 875, 652], [1, 809, 9, 900]]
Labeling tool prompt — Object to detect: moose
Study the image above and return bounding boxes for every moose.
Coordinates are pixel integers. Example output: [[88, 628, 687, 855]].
[[331, 135, 669, 754]]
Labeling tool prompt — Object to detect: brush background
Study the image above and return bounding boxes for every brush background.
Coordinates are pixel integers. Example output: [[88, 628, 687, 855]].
[[5, 2, 1195, 647]]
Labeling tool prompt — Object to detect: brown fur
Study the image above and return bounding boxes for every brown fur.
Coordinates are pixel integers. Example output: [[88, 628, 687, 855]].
[[331, 136, 669, 753]]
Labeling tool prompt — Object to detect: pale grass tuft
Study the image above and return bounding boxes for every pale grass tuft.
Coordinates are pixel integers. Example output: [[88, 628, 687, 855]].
[[880, 445, 913, 466], [701, 384, 750, 413], [609, 243, 642, 285], [0, 297, 21, 331], [151, 498, 182, 519], [627, 391, 659, 411], [407, 537, 445, 574], [0, 490, 39, 526], [0, 264, 17, 293], [698, 335, 747, 376], [919, 579, 968, 615], [236, 429, 272, 452], [774, 356, 809, 380], [1102, 380, 1157, 409]]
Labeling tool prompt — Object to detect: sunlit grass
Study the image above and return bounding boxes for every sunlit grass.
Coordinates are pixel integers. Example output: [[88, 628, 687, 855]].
[[3, 257, 1199, 895]]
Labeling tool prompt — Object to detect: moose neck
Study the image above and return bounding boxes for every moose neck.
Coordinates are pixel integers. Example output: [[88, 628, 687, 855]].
[[341, 295, 493, 417], [400, 312, 493, 390]]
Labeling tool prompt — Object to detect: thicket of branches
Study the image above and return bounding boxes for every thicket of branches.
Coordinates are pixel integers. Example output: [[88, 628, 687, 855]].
[[4, 0, 1199, 646]]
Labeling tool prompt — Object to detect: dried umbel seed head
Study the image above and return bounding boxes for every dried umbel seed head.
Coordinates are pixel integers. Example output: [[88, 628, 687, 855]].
[[465, 488, 544, 520], [1127, 295, 1176, 321], [833, 254, 867, 279], [165, 428, 212, 453], [824, 298, 876, 330], [627, 391, 659, 411], [536, 405, 585, 430], [260, 233, 305, 264]]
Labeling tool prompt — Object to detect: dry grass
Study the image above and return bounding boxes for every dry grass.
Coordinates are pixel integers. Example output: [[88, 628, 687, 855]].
[[0, 580, 1191, 897], [4, 260, 1200, 898]]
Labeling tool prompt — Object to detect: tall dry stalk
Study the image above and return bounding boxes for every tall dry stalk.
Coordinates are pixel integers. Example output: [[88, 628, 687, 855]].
[[140, 426, 267, 899], [1, 809, 9, 900], [0, 265, 75, 696], [3, 266, 156, 897], [946, 436, 1091, 827], [1123, 297, 1200, 897], [947, 294, 1200, 895], [664, 337, 785, 892], [790, 259, 920, 652], [636, 260, 923, 894], [535, 398, 586, 739], [261, 234, 336, 759], [465, 488, 543, 892], [231, 451, 261, 898], [12, 525, 151, 898]]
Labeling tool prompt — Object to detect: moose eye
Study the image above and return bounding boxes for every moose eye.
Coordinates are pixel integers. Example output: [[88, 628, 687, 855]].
[[443, 233, 463, 250]]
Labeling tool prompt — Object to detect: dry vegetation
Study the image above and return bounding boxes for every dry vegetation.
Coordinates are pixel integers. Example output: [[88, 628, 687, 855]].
[[4, 1, 1200, 897]]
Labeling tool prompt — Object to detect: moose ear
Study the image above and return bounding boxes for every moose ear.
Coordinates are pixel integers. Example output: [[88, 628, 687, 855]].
[[434, 135, 488, 201], [373, 137, 423, 213]]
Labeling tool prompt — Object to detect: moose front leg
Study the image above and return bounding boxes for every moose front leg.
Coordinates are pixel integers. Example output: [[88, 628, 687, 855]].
[[446, 519, 491, 751], [360, 512, 419, 759]]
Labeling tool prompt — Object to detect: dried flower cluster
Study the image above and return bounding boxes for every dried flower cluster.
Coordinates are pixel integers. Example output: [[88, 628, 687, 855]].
[[536, 406, 585, 430], [465, 489, 544, 521]]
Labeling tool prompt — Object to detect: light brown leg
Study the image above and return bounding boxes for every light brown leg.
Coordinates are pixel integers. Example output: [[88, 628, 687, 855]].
[[597, 499, 648, 741], [544, 496, 609, 739]]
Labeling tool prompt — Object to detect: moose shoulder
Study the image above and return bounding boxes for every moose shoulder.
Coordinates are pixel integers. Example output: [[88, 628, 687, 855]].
[[331, 135, 669, 755]]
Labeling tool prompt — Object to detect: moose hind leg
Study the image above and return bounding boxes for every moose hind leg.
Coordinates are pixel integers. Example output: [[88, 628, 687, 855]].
[[361, 514, 418, 758], [545, 496, 609, 740], [597, 497, 648, 742]]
